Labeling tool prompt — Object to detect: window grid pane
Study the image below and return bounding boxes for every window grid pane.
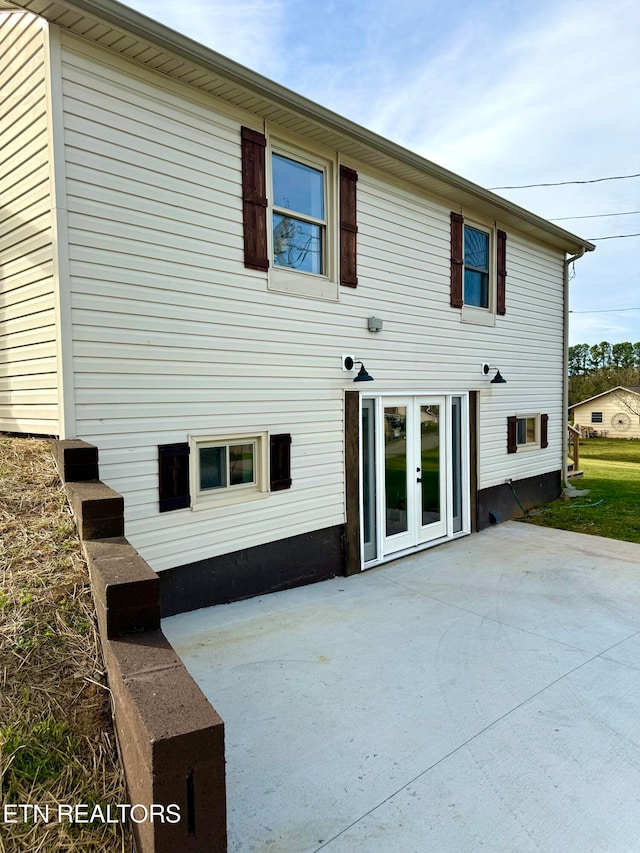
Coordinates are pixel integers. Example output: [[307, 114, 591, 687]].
[[464, 225, 490, 308], [272, 154, 324, 220], [200, 446, 227, 490], [273, 214, 323, 274], [229, 443, 255, 486], [516, 417, 537, 445]]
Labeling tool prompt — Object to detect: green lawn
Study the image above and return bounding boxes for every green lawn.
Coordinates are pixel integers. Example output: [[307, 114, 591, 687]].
[[523, 438, 640, 544]]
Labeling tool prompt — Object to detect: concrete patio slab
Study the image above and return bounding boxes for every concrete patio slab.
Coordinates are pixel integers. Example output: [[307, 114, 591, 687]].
[[163, 522, 640, 852]]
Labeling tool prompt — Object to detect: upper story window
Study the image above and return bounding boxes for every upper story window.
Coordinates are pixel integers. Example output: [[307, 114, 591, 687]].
[[272, 152, 326, 275], [450, 212, 506, 324], [464, 225, 490, 308], [591, 411, 603, 424], [240, 126, 357, 300]]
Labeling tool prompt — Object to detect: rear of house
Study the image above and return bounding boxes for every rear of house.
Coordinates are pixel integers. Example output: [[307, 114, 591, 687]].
[[0, 0, 594, 615]]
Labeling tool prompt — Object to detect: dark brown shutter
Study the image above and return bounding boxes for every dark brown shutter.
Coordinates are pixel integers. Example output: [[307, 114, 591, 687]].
[[241, 126, 268, 272], [340, 165, 358, 287], [450, 212, 464, 308], [497, 228, 507, 315], [540, 413, 549, 448], [270, 433, 292, 491], [159, 443, 190, 511], [507, 416, 518, 454]]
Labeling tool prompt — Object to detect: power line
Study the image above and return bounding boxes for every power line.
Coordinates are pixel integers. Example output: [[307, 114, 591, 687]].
[[570, 307, 640, 314], [551, 210, 640, 222], [586, 233, 640, 241], [489, 171, 640, 190]]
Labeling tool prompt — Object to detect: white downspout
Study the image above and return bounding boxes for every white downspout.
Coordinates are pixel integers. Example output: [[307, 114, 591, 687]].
[[562, 247, 586, 488]]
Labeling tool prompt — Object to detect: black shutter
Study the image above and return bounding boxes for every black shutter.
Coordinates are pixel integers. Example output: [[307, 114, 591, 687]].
[[340, 166, 358, 287], [270, 433, 292, 491], [241, 126, 269, 272], [540, 413, 549, 449], [159, 443, 190, 511], [450, 212, 464, 308], [507, 416, 518, 454], [497, 229, 507, 315]]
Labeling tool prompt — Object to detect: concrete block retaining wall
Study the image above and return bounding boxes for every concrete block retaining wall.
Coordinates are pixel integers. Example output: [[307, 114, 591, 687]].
[[51, 440, 227, 853]]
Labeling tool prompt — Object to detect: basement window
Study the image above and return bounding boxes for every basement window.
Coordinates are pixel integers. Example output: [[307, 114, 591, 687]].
[[190, 433, 268, 509]]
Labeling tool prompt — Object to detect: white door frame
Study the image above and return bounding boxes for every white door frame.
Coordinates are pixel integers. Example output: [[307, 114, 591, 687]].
[[359, 392, 470, 569]]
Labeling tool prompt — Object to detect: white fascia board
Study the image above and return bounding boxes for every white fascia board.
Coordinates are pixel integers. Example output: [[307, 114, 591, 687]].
[[8, 0, 594, 257]]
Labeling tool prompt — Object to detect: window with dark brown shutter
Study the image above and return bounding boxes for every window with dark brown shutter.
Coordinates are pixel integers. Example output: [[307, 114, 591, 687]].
[[507, 416, 518, 454], [497, 229, 507, 315], [450, 212, 464, 308], [540, 413, 549, 448], [159, 443, 190, 511], [270, 433, 292, 491], [340, 165, 358, 287], [241, 126, 269, 272], [451, 215, 506, 314]]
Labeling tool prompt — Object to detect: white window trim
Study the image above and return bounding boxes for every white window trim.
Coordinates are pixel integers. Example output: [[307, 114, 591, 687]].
[[461, 218, 496, 327], [267, 131, 339, 301], [516, 414, 540, 451], [189, 432, 268, 510]]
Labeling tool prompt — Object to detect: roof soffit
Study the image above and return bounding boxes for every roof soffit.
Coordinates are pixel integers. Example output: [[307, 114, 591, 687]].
[[6, 0, 595, 255]]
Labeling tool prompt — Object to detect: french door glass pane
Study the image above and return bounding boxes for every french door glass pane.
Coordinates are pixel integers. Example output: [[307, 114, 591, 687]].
[[384, 407, 408, 536], [420, 405, 440, 525], [452, 397, 462, 533], [362, 401, 377, 560]]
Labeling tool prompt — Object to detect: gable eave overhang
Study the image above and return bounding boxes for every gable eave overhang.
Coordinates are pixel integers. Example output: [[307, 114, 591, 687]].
[[4, 0, 595, 256], [570, 386, 640, 409]]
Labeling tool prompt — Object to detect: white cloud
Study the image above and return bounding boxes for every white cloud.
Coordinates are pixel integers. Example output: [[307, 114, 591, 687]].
[[125, 0, 287, 78], [121, 0, 640, 344]]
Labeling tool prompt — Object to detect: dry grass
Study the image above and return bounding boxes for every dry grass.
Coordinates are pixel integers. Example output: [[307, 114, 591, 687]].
[[0, 436, 132, 852]]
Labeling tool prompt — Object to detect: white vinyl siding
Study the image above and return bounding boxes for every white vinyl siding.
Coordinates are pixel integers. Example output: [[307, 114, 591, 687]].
[[0, 10, 58, 434], [58, 34, 565, 572]]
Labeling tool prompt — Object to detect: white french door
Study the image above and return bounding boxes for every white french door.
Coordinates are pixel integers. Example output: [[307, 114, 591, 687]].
[[361, 395, 468, 565]]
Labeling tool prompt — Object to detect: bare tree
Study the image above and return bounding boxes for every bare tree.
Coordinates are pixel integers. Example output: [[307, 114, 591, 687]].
[[613, 387, 640, 419]]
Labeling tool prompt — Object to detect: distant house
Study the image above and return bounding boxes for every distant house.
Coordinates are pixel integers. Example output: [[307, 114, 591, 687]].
[[571, 387, 640, 439], [1, 0, 594, 615]]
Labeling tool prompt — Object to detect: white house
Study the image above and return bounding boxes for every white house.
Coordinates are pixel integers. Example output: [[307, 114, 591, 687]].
[[0, 0, 594, 615], [571, 387, 640, 439]]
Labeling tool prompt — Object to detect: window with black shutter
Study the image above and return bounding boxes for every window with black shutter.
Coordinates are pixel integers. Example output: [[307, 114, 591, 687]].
[[497, 228, 507, 315], [507, 416, 518, 454], [340, 165, 358, 287], [241, 126, 269, 272], [158, 443, 190, 512], [270, 433, 292, 491], [450, 213, 506, 316], [450, 212, 464, 308], [540, 413, 549, 448]]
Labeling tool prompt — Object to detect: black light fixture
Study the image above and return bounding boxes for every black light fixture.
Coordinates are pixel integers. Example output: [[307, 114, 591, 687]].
[[482, 363, 507, 384], [344, 356, 374, 382]]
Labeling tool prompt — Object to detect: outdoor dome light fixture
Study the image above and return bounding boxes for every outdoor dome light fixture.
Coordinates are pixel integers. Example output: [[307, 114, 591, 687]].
[[482, 363, 507, 384], [343, 356, 374, 382]]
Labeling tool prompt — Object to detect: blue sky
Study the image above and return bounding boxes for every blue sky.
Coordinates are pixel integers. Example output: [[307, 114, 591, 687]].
[[126, 0, 640, 346]]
